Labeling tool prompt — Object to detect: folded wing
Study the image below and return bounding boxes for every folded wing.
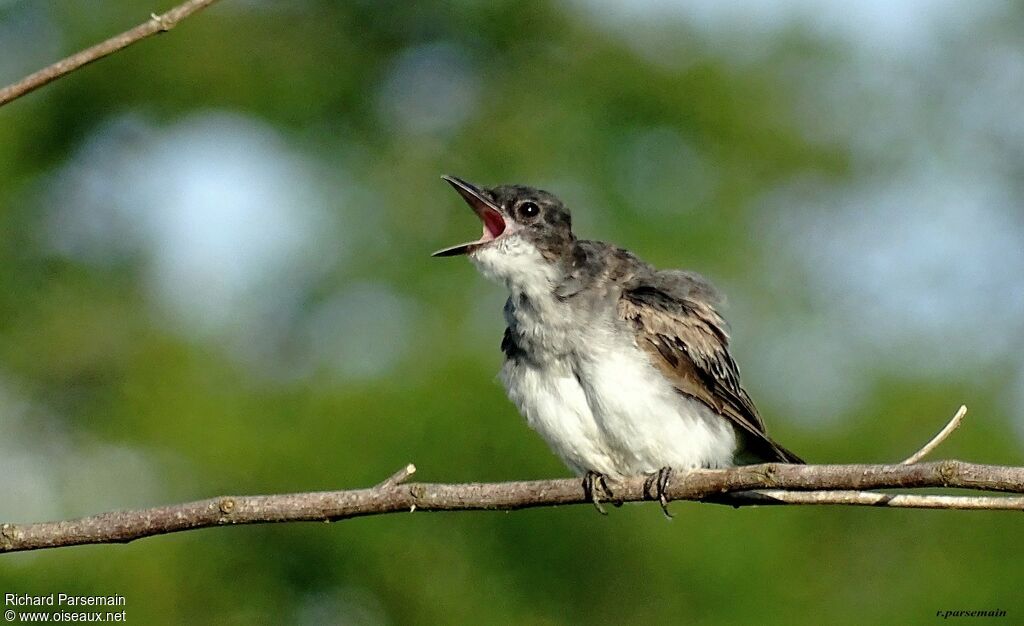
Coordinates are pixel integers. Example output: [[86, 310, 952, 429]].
[[618, 283, 803, 464]]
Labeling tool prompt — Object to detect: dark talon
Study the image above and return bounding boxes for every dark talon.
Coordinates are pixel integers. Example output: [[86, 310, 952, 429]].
[[582, 470, 612, 515], [645, 466, 674, 519]]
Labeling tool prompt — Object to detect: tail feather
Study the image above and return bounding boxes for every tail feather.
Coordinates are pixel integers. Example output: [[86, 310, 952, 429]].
[[739, 432, 805, 465]]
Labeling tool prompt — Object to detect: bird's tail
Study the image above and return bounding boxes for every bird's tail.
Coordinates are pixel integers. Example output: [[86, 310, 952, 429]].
[[769, 440, 804, 464], [739, 434, 805, 465]]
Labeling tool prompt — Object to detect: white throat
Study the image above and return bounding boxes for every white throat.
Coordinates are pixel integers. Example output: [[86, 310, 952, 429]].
[[470, 236, 559, 301]]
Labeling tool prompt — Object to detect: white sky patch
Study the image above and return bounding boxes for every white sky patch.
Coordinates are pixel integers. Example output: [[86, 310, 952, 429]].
[[574, 0, 1004, 61], [45, 112, 356, 378], [0, 379, 66, 524], [0, 376, 165, 531], [759, 166, 1024, 376], [739, 316, 865, 428], [294, 588, 387, 626], [1011, 369, 1024, 444], [613, 126, 715, 216], [377, 42, 480, 136], [947, 44, 1024, 163], [0, 3, 62, 86], [304, 282, 422, 381]]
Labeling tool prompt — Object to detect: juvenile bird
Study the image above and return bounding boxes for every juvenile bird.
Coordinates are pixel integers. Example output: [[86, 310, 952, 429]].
[[434, 176, 802, 514]]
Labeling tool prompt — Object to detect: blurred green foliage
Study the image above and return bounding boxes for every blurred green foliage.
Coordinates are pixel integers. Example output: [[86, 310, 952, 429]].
[[0, 1, 1021, 624]]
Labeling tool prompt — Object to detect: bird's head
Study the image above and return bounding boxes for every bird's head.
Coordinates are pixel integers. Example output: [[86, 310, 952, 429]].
[[433, 176, 575, 290]]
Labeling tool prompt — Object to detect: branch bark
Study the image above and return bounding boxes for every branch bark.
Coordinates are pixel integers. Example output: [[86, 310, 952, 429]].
[[3, 459, 1023, 554], [0, 0, 221, 108]]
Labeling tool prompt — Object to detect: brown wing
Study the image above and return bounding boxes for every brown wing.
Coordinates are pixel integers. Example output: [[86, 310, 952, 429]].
[[618, 285, 803, 464]]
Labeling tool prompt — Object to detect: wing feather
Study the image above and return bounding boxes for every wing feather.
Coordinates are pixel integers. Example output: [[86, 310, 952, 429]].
[[618, 284, 803, 464]]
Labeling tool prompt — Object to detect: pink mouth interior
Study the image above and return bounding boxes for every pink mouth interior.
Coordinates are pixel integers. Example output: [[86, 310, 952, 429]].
[[479, 207, 506, 242], [431, 192, 509, 257]]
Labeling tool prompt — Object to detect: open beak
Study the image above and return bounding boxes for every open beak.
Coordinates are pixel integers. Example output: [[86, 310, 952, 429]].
[[432, 175, 508, 257]]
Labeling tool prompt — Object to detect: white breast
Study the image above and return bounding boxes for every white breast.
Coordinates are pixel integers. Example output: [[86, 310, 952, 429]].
[[500, 302, 738, 478], [501, 357, 621, 475], [574, 329, 738, 475]]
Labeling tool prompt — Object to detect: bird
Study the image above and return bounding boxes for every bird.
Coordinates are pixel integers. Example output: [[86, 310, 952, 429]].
[[433, 175, 803, 515]]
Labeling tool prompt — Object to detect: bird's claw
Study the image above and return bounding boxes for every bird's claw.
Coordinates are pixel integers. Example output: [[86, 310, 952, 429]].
[[582, 470, 613, 515], [644, 466, 674, 519]]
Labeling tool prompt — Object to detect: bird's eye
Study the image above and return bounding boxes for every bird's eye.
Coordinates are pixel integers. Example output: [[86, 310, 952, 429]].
[[518, 201, 540, 219]]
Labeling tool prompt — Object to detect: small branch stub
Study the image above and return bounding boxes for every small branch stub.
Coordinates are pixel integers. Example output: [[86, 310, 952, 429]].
[[376, 464, 417, 489]]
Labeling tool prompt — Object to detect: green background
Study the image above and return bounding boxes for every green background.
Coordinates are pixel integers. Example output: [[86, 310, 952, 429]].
[[1, 1, 1022, 623]]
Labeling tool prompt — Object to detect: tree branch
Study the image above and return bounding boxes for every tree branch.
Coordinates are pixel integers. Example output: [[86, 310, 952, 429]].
[[3, 459, 1023, 554], [0, 0, 221, 108]]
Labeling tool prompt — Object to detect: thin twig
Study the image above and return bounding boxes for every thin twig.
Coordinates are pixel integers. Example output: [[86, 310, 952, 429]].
[[903, 405, 968, 465], [0, 0, 221, 108], [3, 460, 1023, 554], [708, 490, 1024, 510]]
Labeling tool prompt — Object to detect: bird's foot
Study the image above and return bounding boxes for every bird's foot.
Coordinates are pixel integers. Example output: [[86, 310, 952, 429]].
[[644, 466, 674, 519], [582, 470, 614, 515]]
